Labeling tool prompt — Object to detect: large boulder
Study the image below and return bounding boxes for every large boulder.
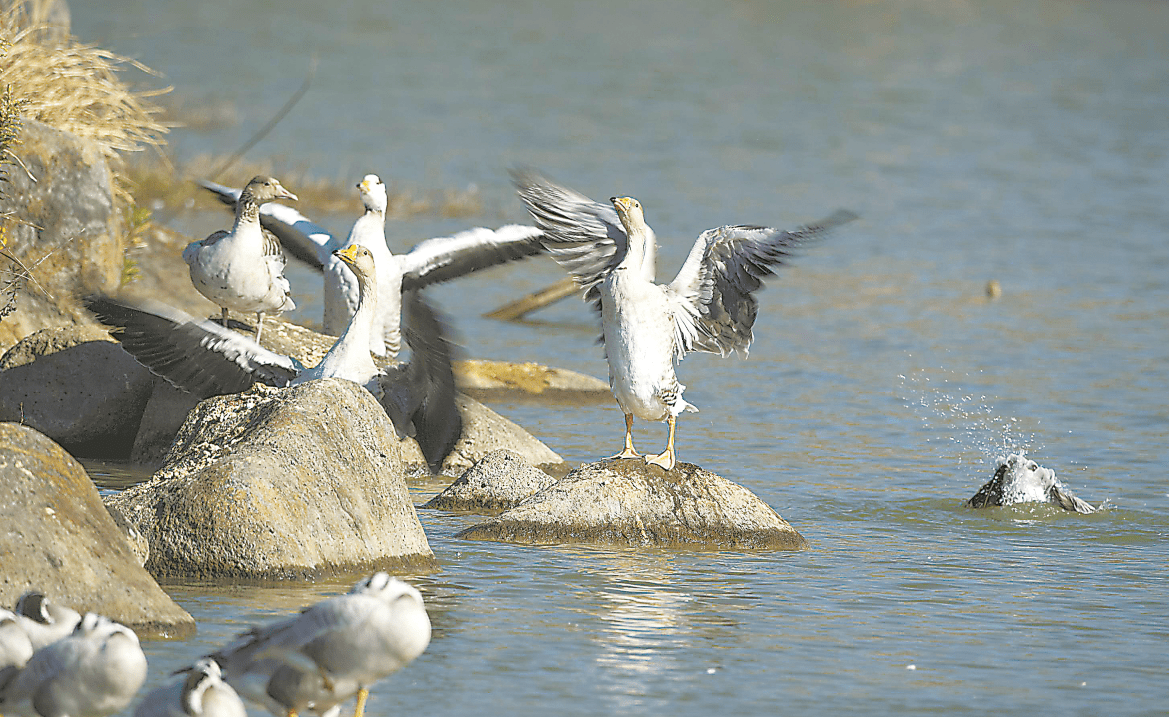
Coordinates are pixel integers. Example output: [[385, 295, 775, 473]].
[[422, 449, 558, 514], [105, 379, 437, 580], [458, 459, 809, 550], [0, 328, 155, 456], [0, 119, 124, 352], [0, 422, 194, 638]]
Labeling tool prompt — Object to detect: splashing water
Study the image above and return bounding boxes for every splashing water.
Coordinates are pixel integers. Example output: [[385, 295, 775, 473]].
[[898, 363, 1043, 471]]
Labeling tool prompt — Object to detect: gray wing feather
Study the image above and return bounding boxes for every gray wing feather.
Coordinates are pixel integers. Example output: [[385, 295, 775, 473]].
[[399, 224, 545, 292], [510, 168, 645, 307], [668, 210, 858, 357], [84, 295, 300, 396]]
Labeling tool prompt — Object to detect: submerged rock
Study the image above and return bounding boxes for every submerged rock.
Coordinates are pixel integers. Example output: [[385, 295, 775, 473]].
[[455, 359, 611, 403], [0, 423, 194, 637], [457, 459, 808, 550], [967, 453, 1096, 514], [0, 328, 154, 457], [105, 379, 436, 580], [422, 449, 558, 514]]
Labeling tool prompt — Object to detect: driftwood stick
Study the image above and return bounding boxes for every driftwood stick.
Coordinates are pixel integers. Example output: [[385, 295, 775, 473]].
[[484, 277, 579, 321]]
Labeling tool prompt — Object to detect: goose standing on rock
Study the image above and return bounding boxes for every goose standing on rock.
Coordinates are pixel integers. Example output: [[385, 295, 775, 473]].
[[0, 613, 148, 717], [198, 174, 547, 358], [184, 175, 298, 343], [212, 573, 431, 717], [513, 168, 858, 471], [85, 244, 462, 474]]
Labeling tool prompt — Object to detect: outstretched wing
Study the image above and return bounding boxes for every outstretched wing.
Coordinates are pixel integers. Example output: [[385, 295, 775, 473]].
[[399, 224, 545, 292], [667, 210, 858, 358], [378, 290, 463, 474], [197, 178, 337, 268], [510, 168, 655, 307], [84, 295, 300, 396]]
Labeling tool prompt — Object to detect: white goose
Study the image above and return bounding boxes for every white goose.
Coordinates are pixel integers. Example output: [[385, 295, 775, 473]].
[[85, 245, 462, 474], [0, 613, 148, 717], [212, 573, 431, 717], [184, 175, 298, 342], [9, 593, 81, 651], [133, 659, 247, 717], [198, 175, 546, 358], [513, 168, 858, 470]]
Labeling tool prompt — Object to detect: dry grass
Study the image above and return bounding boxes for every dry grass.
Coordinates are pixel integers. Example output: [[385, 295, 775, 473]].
[[0, 0, 171, 202]]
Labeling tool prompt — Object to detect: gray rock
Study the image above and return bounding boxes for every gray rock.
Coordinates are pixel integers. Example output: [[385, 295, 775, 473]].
[[967, 453, 1096, 514], [0, 422, 194, 638], [457, 459, 808, 550], [400, 395, 564, 475], [0, 119, 123, 353], [106, 379, 437, 580], [422, 449, 558, 514], [0, 328, 155, 456], [454, 359, 611, 404]]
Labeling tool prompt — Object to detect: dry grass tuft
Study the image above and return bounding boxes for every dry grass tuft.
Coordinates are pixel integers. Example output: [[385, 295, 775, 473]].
[[0, 0, 171, 199]]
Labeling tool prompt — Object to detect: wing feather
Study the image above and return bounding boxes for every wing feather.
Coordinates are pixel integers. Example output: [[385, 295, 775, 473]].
[[84, 295, 301, 396], [399, 224, 545, 292], [667, 210, 858, 357]]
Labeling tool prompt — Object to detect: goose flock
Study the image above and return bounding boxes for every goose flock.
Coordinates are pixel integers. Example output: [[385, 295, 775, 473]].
[[0, 576, 429, 717], [91, 168, 859, 473]]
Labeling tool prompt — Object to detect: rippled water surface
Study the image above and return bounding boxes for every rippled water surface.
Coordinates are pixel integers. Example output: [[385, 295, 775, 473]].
[[72, 0, 1168, 714]]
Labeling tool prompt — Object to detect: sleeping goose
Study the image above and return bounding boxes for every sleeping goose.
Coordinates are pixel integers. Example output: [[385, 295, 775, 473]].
[[211, 573, 430, 717], [85, 244, 461, 474], [184, 175, 298, 342], [512, 168, 858, 471], [0, 613, 147, 717], [133, 659, 247, 717], [198, 174, 546, 357], [10, 593, 81, 651]]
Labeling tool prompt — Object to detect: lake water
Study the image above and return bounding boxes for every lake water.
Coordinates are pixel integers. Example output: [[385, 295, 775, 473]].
[[71, 1, 1168, 715]]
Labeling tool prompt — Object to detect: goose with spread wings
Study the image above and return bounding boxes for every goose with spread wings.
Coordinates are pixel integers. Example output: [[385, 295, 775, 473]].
[[183, 176, 298, 343], [198, 174, 546, 358], [512, 168, 858, 471], [86, 245, 461, 474]]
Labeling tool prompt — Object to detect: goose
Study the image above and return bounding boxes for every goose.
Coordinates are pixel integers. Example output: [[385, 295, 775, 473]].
[[10, 593, 81, 651], [0, 610, 33, 685], [512, 168, 857, 470], [0, 613, 148, 717], [133, 659, 247, 717], [183, 175, 298, 342], [198, 174, 546, 357], [212, 573, 430, 717], [85, 244, 461, 474]]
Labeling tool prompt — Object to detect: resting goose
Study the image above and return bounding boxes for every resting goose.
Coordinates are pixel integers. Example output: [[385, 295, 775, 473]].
[[0, 613, 147, 717], [211, 573, 430, 717], [184, 175, 298, 342], [86, 245, 461, 474], [198, 174, 546, 358], [10, 593, 81, 651], [133, 659, 247, 717], [512, 168, 857, 471]]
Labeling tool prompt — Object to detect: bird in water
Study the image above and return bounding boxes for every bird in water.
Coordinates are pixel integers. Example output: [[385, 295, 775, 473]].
[[212, 573, 431, 717], [197, 173, 546, 358], [0, 613, 148, 717], [133, 658, 247, 717], [86, 244, 461, 474], [513, 168, 857, 470], [183, 175, 298, 343]]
